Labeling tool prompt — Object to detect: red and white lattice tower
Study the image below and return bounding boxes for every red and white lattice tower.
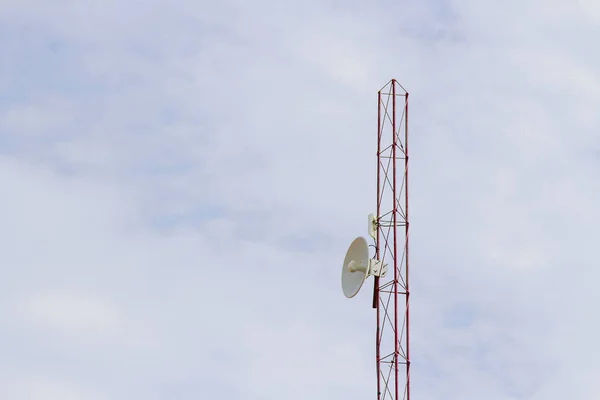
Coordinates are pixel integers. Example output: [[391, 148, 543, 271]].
[[372, 79, 410, 400]]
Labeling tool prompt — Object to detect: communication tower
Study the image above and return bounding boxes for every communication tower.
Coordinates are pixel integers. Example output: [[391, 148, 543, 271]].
[[341, 79, 410, 400]]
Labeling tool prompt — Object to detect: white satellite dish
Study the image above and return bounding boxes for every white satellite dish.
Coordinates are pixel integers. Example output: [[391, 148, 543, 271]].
[[342, 235, 388, 299], [342, 237, 370, 298]]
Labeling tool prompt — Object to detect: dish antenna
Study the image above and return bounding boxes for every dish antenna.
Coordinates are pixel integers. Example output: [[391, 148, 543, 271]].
[[341, 236, 387, 298], [341, 79, 410, 400]]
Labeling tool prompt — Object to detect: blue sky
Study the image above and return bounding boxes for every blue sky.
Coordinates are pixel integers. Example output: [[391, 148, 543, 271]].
[[2, 0, 600, 399]]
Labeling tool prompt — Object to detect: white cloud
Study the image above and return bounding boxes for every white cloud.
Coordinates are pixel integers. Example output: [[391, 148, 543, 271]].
[[24, 377, 108, 400], [24, 292, 122, 335]]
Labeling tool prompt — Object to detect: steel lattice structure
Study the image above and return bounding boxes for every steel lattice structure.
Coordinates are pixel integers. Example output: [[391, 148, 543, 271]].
[[372, 79, 410, 400]]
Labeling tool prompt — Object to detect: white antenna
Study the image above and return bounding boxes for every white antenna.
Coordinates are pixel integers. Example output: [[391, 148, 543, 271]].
[[368, 213, 377, 239], [341, 235, 387, 298]]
